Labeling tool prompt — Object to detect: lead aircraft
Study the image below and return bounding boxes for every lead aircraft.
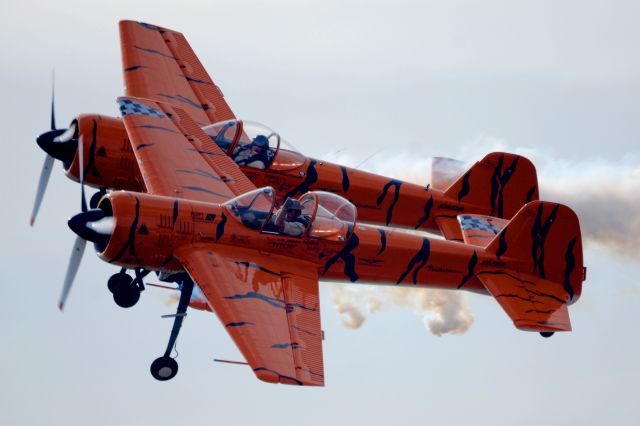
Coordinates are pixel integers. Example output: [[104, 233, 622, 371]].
[[32, 21, 585, 385]]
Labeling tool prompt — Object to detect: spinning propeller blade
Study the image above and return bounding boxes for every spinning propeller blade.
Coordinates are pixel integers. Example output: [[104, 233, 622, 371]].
[[30, 75, 58, 227], [30, 155, 55, 226], [78, 135, 87, 212], [59, 236, 87, 311]]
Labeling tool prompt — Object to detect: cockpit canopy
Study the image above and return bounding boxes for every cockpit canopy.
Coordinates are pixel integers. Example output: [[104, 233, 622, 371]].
[[224, 188, 356, 242], [203, 120, 306, 171]]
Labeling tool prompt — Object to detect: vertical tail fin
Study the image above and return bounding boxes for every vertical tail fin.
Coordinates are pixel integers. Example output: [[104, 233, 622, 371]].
[[484, 201, 584, 303], [477, 201, 584, 333], [444, 152, 539, 219]]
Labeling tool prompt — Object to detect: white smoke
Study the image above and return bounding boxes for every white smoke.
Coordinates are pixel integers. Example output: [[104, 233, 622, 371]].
[[326, 136, 640, 333], [331, 286, 474, 336]]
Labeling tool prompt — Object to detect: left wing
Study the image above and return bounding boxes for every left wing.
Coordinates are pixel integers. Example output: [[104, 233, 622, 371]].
[[176, 246, 325, 386], [119, 20, 235, 126], [118, 96, 254, 203]]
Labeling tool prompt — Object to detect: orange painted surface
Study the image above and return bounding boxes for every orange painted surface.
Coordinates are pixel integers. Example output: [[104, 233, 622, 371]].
[[39, 21, 585, 386], [65, 114, 144, 192], [63, 112, 538, 238]]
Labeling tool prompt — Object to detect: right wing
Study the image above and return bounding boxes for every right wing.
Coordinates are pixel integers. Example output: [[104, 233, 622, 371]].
[[119, 20, 235, 126], [176, 246, 325, 386]]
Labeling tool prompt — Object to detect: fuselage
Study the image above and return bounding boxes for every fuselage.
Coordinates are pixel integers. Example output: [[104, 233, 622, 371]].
[[63, 114, 538, 241], [95, 191, 525, 296]]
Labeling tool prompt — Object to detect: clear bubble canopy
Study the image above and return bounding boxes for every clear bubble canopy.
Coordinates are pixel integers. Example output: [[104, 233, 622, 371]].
[[223, 187, 356, 241], [202, 120, 305, 171]]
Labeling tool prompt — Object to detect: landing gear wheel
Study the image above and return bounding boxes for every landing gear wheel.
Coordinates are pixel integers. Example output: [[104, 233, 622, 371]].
[[150, 356, 178, 381], [113, 285, 140, 308], [540, 331, 555, 338], [108, 272, 132, 294]]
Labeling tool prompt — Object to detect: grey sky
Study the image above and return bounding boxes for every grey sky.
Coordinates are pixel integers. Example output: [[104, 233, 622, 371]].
[[2, 1, 639, 425]]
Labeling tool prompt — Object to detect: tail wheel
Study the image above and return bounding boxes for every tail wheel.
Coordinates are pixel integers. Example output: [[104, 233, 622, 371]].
[[540, 331, 555, 338], [150, 356, 178, 381]]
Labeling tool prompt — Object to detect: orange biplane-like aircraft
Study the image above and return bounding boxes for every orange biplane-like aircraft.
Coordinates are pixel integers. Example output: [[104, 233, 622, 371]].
[[33, 21, 585, 385], [32, 21, 541, 243]]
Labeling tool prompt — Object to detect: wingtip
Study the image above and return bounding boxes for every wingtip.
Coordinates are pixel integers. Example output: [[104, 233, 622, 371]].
[[58, 302, 65, 311], [29, 217, 35, 227]]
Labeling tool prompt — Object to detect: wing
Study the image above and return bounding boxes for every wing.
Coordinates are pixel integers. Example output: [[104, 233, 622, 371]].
[[176, 246, 324, 386], [118, 96, 254, 203], [119, 20, 235, 126], [476, 270, 572, 332]]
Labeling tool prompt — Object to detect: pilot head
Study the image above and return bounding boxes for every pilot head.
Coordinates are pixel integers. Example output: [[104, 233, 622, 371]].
[[251, 135, 269, 155], [284, 199, 303, 220]]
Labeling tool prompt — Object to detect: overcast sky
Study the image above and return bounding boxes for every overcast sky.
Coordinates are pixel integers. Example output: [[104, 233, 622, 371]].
[[2, 1, 639, 425]]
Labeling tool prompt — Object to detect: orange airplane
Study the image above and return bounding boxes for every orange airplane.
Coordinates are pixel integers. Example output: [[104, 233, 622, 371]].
[[32, 21, 540, 245], [34, 21, 585, 385]]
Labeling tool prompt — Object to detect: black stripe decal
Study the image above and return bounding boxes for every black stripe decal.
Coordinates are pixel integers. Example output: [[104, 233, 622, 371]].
[[216, 213, 227, 241], [376, 179, 402, 226], [376, 228, 387, 256], [414, 195, 434, 229], [457, 251, 478, 289], [134, 45, 175, 59], [340, 166, 350, 192], [234, 261, 281, 277], [124, 65, 148, 72], [322, 233, 360, 282], [110, 198, 140, 263], [396, 237, 430, 285], [285, 159, 319, 199], [134, 124, 181, 134]]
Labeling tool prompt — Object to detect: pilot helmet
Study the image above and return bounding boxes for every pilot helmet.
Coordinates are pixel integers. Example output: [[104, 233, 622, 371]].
[[251, 135, 269, 150], [284, 199, 303, 213]]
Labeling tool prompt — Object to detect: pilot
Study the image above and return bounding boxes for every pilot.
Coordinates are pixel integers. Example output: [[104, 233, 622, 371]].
[[272, 198, 310, 237], [232, 135, 271, 169]]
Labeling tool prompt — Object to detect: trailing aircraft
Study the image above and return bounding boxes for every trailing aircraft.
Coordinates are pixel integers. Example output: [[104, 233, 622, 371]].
[[32, 22, 540, 243]]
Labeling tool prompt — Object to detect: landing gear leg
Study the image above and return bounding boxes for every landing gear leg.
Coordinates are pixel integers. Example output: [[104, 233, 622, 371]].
[[150, 277, 194, 381]]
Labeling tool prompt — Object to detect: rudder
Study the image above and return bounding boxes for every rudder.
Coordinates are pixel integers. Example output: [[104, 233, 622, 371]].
[[484, 200, 584, 304], [443, 152, 539, 219]]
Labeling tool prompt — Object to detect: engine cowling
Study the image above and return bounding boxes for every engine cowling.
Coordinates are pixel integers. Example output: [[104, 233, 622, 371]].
[[64, 114, 144, 192], [96, 191, 223, 271]]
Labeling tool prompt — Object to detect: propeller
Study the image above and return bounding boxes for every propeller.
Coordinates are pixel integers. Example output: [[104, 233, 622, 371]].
[[60, 209, 114, 310], [59, 236, 86, 311], [30, 72, 78, 226], [58, 136, 108, 311]]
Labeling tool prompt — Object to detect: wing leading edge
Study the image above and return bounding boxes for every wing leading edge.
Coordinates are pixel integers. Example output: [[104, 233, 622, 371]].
[[176, 246, 325, 386]]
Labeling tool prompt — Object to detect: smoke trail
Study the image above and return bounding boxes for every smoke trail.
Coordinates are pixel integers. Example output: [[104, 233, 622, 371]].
[[326, 136, 640, 333], [539, 159, 640, 258], [331, 285, 474, 336], [339, 137, 640, 257]]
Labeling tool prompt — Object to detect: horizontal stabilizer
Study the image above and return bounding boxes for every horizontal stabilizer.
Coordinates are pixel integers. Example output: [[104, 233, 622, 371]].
[[476, 200, 584, 332], [457, 214, 507, 248], [476, 270, 571, 332]]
